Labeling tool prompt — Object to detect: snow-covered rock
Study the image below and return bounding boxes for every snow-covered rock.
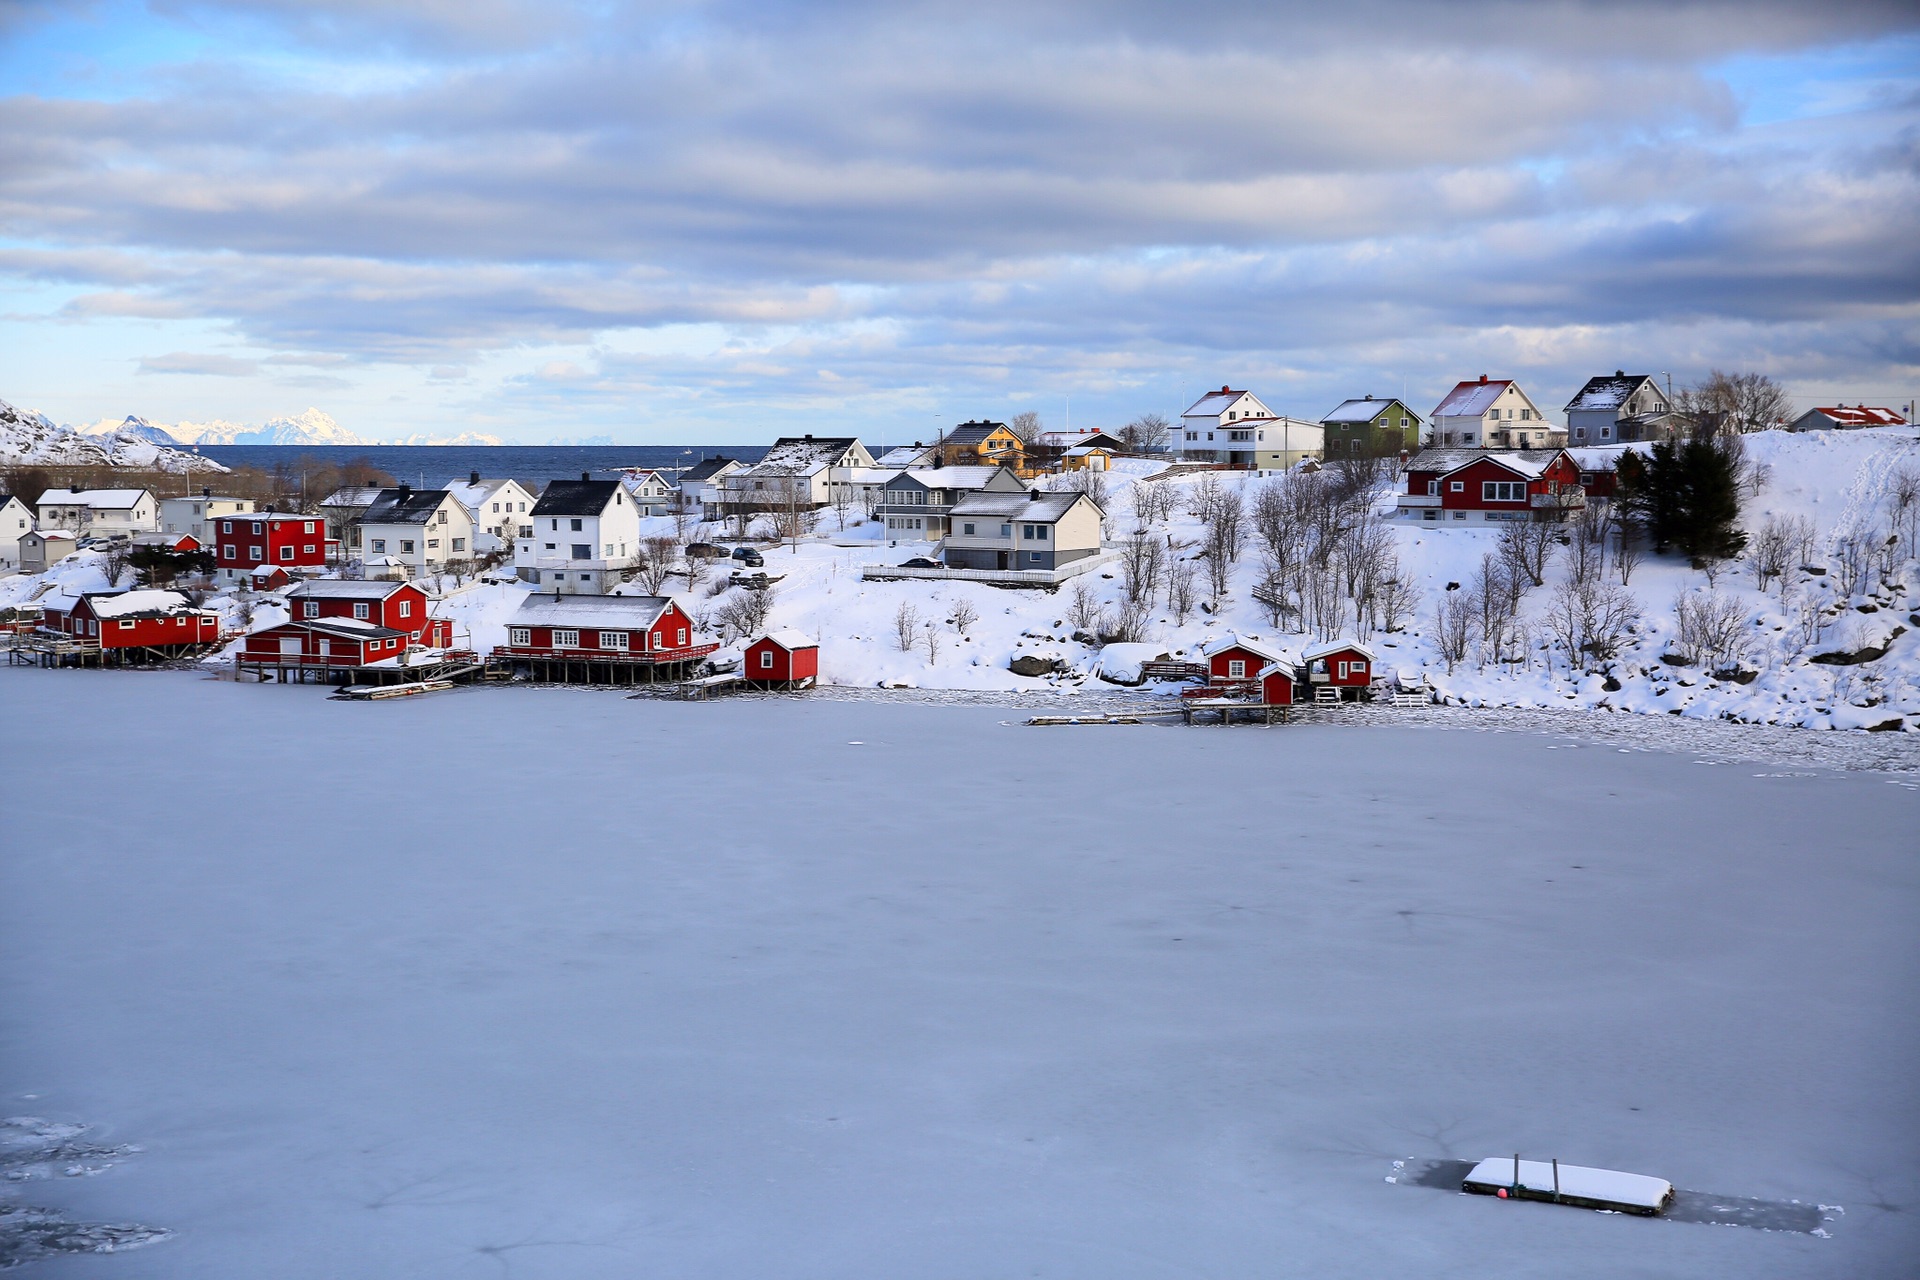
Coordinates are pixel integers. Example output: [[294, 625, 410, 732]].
[[0, 398, 227, 473]]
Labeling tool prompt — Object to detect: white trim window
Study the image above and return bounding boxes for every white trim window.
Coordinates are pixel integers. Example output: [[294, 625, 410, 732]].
[[600, 630, 629, 650], [553, 629, 581, 648], [1483, 480, 1526, 502], [759, 649, 775, 669], [353, 602, 370, 620], [1228, 659, 1246, 678], [509, 627, 531, 646]]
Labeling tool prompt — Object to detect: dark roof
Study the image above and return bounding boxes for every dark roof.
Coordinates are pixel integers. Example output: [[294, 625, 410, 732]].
[[1565, 373, 1656, 413], [944, 421, 1011, 445], [1323, 396, 1419, 425], [681, 456, 738, 482], [530, 480, 622, 517], [360, 487, 453, 524]]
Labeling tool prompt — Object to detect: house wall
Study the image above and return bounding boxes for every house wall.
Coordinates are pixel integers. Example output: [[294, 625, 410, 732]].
[[1261, 670, 1297, 705], [0, 498, 31, 569], [74, 603, 217, 649], [160, 497, 252, 545], [21, 535, 76, 573], [215, 516, 327, 582], [1324, 401, 1419, 458], [1209, 647, 1268, 680], [362, 498, 477, 576], [514, 497, 642, 595], [505, 605, 695, 655]]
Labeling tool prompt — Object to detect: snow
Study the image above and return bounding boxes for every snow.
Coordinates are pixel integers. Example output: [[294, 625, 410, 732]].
[[758, 628, 817, 650], [1, 673, 1915, 1277], [85, 590, 198, 619], [1464, 1158, 1672, 1209], [1432, 379, 1512, 418]]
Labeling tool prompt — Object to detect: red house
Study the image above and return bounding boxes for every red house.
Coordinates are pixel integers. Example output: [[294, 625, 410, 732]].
[[1396, 448, 1585, 525], [49, 590, 219, 660], [284, 580, 451, 647], [1303, 639, 1376, 700], [1202, 633, 1291, 685], [216, 512, 328, 583], [744, 630, 819, 688], [494, 593, 716, 682], [241, 618, 414, 674], [1258, 661, 1299, 706]]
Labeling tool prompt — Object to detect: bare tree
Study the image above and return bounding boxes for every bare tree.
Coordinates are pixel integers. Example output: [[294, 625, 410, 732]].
[[1060, 466, 1109, 513], [1673, 588, 1749, 669], [1067, 579, 1102, 633], [1008, 411, 1043, 444], [1168, 555, 1199, 625], [713, 583, 776, 641], [1545, 578, 1641, 673], [1119, 412, 1171, 453], [101, 542, 133, 587], [830, 481, 853, 532], [1568, 505, 1609, 584], [1747, 514, 1802, 594], [1204, 526, 1233, 604], [1684, 369, 1795, 434], [1187, 472, 1223, 523], [949, 597, 978, 636], [1212, 485, 1245, 562], [921, 621, 940, 665], [1432, 585, 1475, 675], [1375, 560, 1412, 635], [1615, 519, 1645, 586], [1887, 468, 1920, 554], [1107, 596, 1150, 644], [1497, 520, 1557, 587], [1119, 532, 1166, 604], [893, 600, 921, 652], [635, 535, 678, 594]]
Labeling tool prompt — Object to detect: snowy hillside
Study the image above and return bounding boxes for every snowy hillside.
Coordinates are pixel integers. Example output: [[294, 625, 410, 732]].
[[0, 398, 227, 473], [435, 429, 1920, 731]]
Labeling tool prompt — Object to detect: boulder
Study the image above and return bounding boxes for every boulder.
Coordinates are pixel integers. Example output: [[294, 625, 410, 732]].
[[1009, 654, 1064, 677]]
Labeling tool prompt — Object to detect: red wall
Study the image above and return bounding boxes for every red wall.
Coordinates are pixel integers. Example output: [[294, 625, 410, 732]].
[[73, 601, 217, 648], [216, 516, 327, 570], [746, 639, 817, 682], [1261, 669, 1295, 705], [1316, 647, 1374, 686], [1209, 647, 1267, 679]]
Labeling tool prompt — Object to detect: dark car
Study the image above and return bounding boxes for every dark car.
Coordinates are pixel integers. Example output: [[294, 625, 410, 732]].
[[684, 542, 725, 559], [900, 557, 940, 569], [732, 548, 765, 567]]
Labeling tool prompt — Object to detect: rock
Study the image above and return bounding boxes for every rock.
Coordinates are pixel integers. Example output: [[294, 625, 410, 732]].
[[1601, 675, 1622, 692], [1009, 654, 1063, 677], [1659, 652, 1692, 666], [1712, 666, 1760, 685], [1071, 629, 1098, 645], [1809, 644, 1889, 666], [1865, 718, 1907, 733], [1858, 603, 1879, 613], [1801, 565, 1827, 576]]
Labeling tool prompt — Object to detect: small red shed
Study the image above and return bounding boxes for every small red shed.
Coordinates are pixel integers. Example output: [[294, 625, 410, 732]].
[[1258, 660, 1300, 706], [745, 630, 819, 688]]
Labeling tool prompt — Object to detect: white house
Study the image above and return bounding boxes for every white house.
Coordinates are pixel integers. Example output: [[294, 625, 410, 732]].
[[355, 486, 477, 579], [1176, 387, 1323, 468], [619, 470, 677, 518], [320, 485, 386, 553], [676, 457, 743, 519], [443, 472, 539, 545], [513, 476, 643, 594], [720, 436, 877, 514], [0, 493, 34, 570], [160, 490, 255, 545], [1429, 377, 1563, 449], [941, 489, 1104, 571], [35, 488, 158, 536], [20, 529, 78, 574]]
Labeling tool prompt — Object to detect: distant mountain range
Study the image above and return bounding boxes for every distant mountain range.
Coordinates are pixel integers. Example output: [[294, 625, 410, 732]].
[[74, 408, 507, 448], [0, 399, 229, 473]]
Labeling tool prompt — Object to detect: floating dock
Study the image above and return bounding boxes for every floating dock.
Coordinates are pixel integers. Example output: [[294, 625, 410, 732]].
[[1462, 1155, 1674, 1216]]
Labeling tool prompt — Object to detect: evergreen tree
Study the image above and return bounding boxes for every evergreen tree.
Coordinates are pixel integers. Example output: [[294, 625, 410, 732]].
[[1612, 433, 1745, 560]]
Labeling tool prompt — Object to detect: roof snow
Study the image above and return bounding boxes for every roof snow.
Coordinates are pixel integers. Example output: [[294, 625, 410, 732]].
[[1203, 633, 1290, 663], [743, 437, 864, 474], [87, 589, 200, 619], [1432, 379, 1514, 418], [756, 629, 817, 651], [948, 491, 1092, 521], [1406, 447, 1566, 478], [1565, 373, 1655, 412], [1303, 639, 1376, 662], [286, 580, 410, 600], [37, 487, 150, 508], [511, 593, 674, 627], [874, 444, 937, 467], [1322, 397, 1414, 424], [1182, 388, 1249, 418], [321, 486, 386, 508], [883, 466, 1012, 491], [1805, 405, 1906, 427]]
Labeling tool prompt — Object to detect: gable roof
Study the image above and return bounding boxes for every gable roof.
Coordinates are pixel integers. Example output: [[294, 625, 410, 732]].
[[510, 593, 675, 628], [947, 490, 1096, 521], [745, 436, 866, 474], [321, 485, 386, 508], [1182, 387, 1259, 418], [1565, 373, 1661, 413], [1432, 379, 1515, 418], [286, 579, 414, 601], [1303, 638, 1377, 662], [882, 465, 1019, 492], [1323, 396, 1418, 424], [753, 629, 817, 651], [1405, 447, 1569, 479], [1202, 632, 1290, 664], [680, 456, 741, 483], [37, 487, 151, 508], [529, 480, 623, 517], [1036, 429, 1127, 450], [81, 589, 202, 620], [874, 443, 939, 467], [360, 487, 456, 524], [443, 476, 521, 510], [1800, 405, 1907, 427], [943, 421, 1015, 446]]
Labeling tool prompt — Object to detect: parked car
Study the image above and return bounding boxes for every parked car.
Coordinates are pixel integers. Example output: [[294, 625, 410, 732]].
[[900, 557, 940, 568], [731, 547, 765, 567], [685, 542, 725, 559]]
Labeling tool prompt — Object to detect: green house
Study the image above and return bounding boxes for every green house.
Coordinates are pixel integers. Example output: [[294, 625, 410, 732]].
[[1321, 396, 1422, 457]]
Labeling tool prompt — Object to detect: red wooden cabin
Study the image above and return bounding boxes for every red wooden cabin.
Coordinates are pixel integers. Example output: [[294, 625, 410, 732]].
[[1303, 640, 1376, 698], [494, 593, 716, 682], [1398, 449, 1584, 524], [745, 630, 819, 688], [285, 580, 451, 648], [215, 512, 328, 581], [242, 619, 411, 669], [1258, 662, 1299, 706], [61, 590, 219, 653], [1202, 634, 1290, 684]]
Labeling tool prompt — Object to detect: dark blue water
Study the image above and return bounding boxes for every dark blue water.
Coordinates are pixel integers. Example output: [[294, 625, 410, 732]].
[[194, 444, 844, 487]]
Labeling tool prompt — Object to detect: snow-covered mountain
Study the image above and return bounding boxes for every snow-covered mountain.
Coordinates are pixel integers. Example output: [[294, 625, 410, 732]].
[[79, 408, 504, 447], [0, 399, 227, 473]]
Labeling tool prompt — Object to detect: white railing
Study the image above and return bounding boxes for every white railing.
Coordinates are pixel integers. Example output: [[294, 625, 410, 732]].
[[860, 550, 1118, 586]]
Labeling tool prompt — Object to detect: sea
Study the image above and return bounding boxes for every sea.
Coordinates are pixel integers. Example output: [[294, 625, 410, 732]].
[[190, 443, 895, 487]]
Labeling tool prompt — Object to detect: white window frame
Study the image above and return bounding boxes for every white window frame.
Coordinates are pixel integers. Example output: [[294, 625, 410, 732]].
[[353, 602, 370, 620], [509, 627, 531, 646], [600, 630, 629, 651], [553, 628, 581, 648]]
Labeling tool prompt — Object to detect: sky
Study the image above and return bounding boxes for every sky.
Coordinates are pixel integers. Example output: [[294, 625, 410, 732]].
[[0, 0, 1916, 444]]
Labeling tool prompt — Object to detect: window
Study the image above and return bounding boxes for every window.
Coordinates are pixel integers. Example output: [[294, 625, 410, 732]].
[[303, 601, 319, 619], [1228, 659, 1246, 678], [1426, 480, 1439, 496], [1449, 481, 1464, 492], [1600, 426, 1612, 439], [601, 631, 629, 650], [252, 521, 264, 534], [677, 627, 688, 646], [1029, 551, 1043, 562], [492, 502, 500, 513], [452, 538, 465, 552], [303, 544, 316, 555], [304, 521, 315, 533], [553, 629, 580, 648], [224, 545, 237, 559], [1452, 511, 1466, 520], [603, 544, 613, 556], [371, 539, 386, 553], [249, 546, 264, 561], [119, 619, 136, 630], [571, 544, 591, 560], [509, 627, 530, 646], [279, 546, 294, 561], [401, 540, 415, 554], [1575, 427, 1587, 440], [1483, 481, 1525, 502], [520, 525, 532, 538], [437, 511, 448, 524], [1400, 417, 1410, 427], [1000, 523, 1012, 537], [221, 520, 233, 534], [760, 649, 774, 669], [398, 600, 412, 618], [962, 522, 975, 535], [570, 519, 583, 532], [427, 539, 439, 549], [353, 603, 370, 619]]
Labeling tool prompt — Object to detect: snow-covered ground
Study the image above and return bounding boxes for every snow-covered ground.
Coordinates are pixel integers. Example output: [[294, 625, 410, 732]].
[[2, 670, 1915, 1277]]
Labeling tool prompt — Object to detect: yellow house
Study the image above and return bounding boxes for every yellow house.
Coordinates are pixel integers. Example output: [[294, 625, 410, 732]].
[[1061, 445, 1114, 472], [938, 421, 1030, 474]]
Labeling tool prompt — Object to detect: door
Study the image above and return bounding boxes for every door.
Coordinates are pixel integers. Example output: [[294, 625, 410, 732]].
[[997, 551, 1009, 570], [279, 636, 302, 658]]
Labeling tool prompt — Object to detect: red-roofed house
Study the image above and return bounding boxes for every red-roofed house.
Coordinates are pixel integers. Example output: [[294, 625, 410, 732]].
[[1397, 448, 1585, 524], [1788, 405, 1910, 432]]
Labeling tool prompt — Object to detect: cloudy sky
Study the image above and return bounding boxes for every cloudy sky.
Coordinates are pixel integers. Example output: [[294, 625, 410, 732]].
[[1, 0, 1916, 443]]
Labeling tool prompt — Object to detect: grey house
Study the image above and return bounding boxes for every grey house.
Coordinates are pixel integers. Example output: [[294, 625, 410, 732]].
[[1564, 373, 1679, 445], [875, 465, 1025, 540], [941, 490, 1104, 571]]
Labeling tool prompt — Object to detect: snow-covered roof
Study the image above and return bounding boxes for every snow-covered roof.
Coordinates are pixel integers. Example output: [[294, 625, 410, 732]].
[[1203, 633, 1289, 663], [1405, 448, 1566, 479], [1564, 373, 1655, 412], [1182, 388, 1250, 418], [1037, 429, 1126, 449], [1431, 379, 1514, 418], [743, 436, 865, 474], [1063, 445, 1114, 458], [1565, 443, 1650, 471], [37, 487, 150, 508], [874, 444, 938, 467], [1463, 1158, 1671, 1211], [321, 485, 386, 508], [86, 589, 201, 619], [1802, 405, 1907, 427], [1255, 658, 1303, 679], [754, 629, 817, 651], [883, 466, 1012, 491], [443, 476, 519, 509], [1303, 638, 1376, 662], [286, 617, 405, 640], [27, 529, 77, 542], [511, 593, 674, 627], [947, 491, 1093, 521], [1322, 396, 1416, 424], [286, 579, 409, 600]]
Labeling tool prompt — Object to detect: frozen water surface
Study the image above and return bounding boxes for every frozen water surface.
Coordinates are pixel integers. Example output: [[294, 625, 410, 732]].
[[2, 670, 1915, 1278]]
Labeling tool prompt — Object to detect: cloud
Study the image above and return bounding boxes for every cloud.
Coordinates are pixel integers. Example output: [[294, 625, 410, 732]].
[[136, 351, 260, 376]]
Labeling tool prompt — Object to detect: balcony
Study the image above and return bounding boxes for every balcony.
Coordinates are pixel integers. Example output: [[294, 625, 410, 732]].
[[1531, 489, 1587, 510], [1396, 494, 1441, 509]]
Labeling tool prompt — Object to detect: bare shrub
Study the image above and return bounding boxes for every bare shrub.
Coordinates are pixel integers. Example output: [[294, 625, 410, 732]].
[[713, 583, 776, 640], [893, 600, 920, 652], [635, 535, 678, 594], [1066, 579, 1101, 633], [1545, 579, 1641, 673], [1168, 555, 1198, 625], [1497, 520, 1557, 587], [950, 597, 978, 636], [1432, 586, 1475, 674], [1673, 588, 1750, 669], [1119, 532, 1166, 604]]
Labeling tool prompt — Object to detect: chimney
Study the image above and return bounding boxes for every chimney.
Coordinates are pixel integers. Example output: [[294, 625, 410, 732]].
[[1614, 370, 1624, 377], [1220, 385, 1230, 393], [201, 486, 211, 498], [1030, 489, 1042, 500], [470, 470, 480, 485], [398, 483, 411, 495], [1479, 374, 1488, 384], [804, 433, 813, 440], [581, 472, 590, 482]]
